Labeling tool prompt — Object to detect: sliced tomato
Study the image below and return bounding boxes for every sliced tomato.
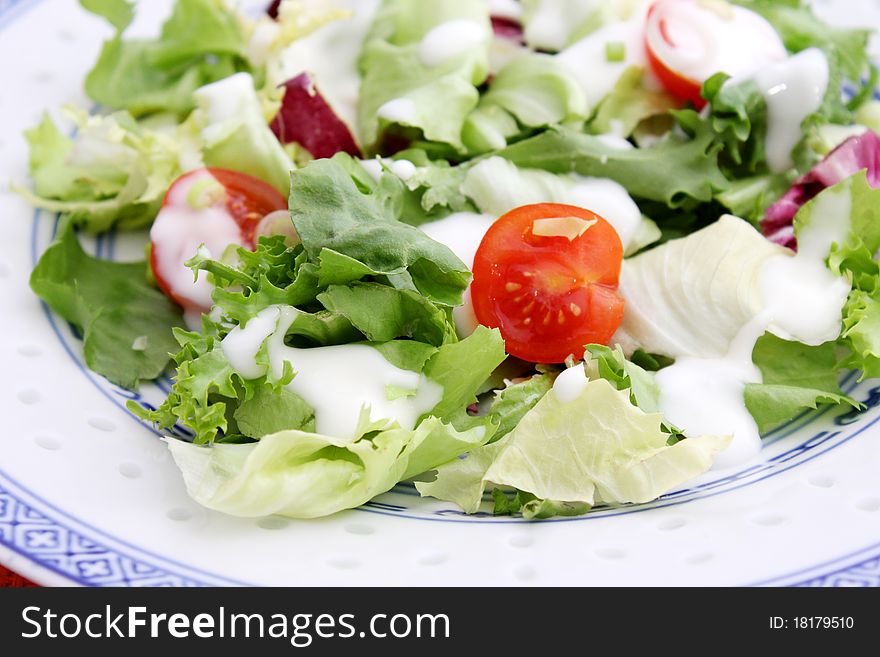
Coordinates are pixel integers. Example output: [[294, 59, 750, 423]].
[[150, 168, 288, 314], [645, 0, 787, 109], [471, 203, 625, 364]]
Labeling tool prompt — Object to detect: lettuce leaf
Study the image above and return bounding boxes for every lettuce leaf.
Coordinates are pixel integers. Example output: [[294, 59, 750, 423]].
[[30, 219, 182, 388], [17, 109, 182, 232], [614, 215, 785, 358], [166, 417, 491, 519], [288, 156, 471, 306], [588, 66, 679, 138], [417, 377, 730, 515], [357, 0, 490, 151], [744, 334, 858, 432], [191, 72, 293, 194], [82, 0, 251, 117], [496, 124, 729, 207]]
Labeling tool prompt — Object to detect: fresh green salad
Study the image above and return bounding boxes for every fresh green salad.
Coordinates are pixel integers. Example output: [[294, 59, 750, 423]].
[[22, 0, 880, 520]]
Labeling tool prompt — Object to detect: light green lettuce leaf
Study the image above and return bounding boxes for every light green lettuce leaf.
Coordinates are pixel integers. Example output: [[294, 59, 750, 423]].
[[793, 172, 880, 380], [357, 0, 490, 151], [165, 416, 490, 518], [476, 53, 587, 129], [614, 215, 785, 358], [589, 66, 679, 138], [520, 0, 643, 51], [191, 72, 293, 194], [744, 333, 858, 432], [30, 219, 182, 389], [417, 378, 730, 514], [232, 385, 316, 439], [82, 0, 250, 117], [17, 109, 182, 232]]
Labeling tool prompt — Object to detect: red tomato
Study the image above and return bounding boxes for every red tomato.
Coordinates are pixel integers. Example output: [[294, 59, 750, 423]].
[[150, 168, 288, 312], [645, 1, 706, 108], [471, 203, 625, 364], [161, 168, 288, 248], [645, 0, 788, 109]]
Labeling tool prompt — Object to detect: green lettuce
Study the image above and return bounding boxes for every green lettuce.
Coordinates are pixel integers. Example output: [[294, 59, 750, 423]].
[[745, 334, 858, 432], [288, 156, 471, 306], [191, 72, 293, 194], [166, 417, 491, 519], [357, 0, 490, 151], [795, 172, 880, 380], [417, 377, 730, 515], [30, 219, 182, 388], [465, 53, 587, 150], [81, 0, 251, 117], [495, 124, 729, 207], [17, 109, 182, 232], [615, 215, 784, 358], [588, 67, 679, 138]]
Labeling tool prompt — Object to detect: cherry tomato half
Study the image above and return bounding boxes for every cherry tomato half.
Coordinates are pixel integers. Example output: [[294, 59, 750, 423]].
[[150, 168, 288, 313], [471, 203, 625, 364]]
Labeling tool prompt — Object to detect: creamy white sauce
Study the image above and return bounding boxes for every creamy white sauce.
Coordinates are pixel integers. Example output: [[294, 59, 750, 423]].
[[222, 306, 443, 440], [754, 48, 830, 173], [420, 212, 496, 336], [419, 20, 489, 68], [652, 203, 851, 468], [149, 171, 245, 320], [377, 98, 419, 125], [360, 158, 417, 183], [194, 72, 255, 130], [555, 13, 648, 112], [553, 364, 590, 403], [489, 0, 524, 21], [281, 0, 381, 132], [462, 157, 643, 249], [524, 0, 608, 52], [646, 1, 787, 85]]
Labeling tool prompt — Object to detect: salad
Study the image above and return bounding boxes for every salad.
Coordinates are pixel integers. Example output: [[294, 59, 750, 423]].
[[20, 0, 880, 520]]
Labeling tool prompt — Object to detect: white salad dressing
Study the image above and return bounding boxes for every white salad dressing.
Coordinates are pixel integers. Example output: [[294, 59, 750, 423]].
[[552, 363, 590, 403], [420, 212, 496, 336], [645, 1, 787, 86], [462, 157, 644, 249], [281, 0, 381, 131], [652, 204, 851, 468], [360, 158, 417, 183], [419, 20, 489, 68], [754, 48, 830, 173], [148, 171, 245, 325], [489, 0, 524, 21], [377, 98, 419, 125], [222, 306, 443, 440]]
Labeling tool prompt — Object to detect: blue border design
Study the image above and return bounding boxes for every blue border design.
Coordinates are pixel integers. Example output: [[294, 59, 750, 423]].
[[3, 0, 880, 587]]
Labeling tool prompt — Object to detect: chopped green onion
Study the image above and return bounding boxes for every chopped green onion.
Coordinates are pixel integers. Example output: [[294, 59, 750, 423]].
[[605, 41, 626, 63]]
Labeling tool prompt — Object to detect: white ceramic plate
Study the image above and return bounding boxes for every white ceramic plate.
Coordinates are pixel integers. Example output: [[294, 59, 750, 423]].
[[2, 0, 880, 587]]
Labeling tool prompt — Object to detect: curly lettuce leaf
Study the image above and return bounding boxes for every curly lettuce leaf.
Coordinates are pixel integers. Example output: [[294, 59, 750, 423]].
[[166, 416, 490, 519], [417, 377, 730, 515], [17, 109, 182, 232], [30, 219, 182, 389]]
